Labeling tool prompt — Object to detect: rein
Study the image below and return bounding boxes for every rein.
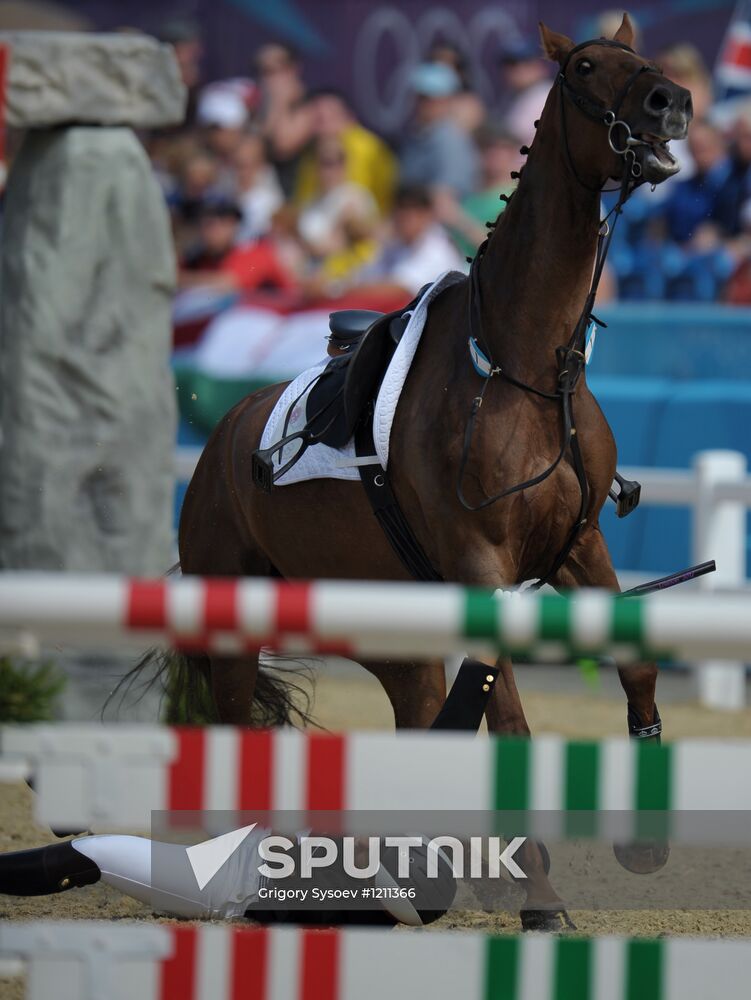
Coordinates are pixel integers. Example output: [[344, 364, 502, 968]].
[[457, 38, 652, 590]]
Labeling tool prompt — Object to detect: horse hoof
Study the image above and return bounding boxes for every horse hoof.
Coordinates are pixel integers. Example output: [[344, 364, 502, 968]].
[[613, 840, 670, 873], [520, 907, 576, 932]]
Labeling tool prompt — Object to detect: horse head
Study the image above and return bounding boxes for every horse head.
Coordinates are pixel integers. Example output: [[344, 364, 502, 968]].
[[539, 13, 693, 187]]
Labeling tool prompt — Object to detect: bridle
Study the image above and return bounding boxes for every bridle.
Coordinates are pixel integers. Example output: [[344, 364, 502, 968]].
[[557, 38, 663, 190], [457, 38, 662, 590]]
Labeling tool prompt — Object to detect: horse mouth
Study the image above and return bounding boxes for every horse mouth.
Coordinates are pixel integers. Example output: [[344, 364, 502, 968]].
[[633, 132, 680, 183]]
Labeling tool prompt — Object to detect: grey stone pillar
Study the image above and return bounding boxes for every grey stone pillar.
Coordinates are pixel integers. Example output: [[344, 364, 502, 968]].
[[0, 32, 186, 573], [0, 33, 185, 719], [0, 126, 177, 572]]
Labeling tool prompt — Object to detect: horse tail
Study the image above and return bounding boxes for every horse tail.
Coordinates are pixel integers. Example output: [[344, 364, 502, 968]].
[[108, 647, 316, 728]]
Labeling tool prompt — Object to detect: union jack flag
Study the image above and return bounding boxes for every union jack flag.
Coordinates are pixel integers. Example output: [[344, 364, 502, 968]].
[[715, 0, 751, 106]]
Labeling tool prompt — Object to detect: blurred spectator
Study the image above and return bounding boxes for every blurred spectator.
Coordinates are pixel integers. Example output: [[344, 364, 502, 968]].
[[650, 43, 712, 185], [254, 42, 314, 196], [660, 119, 728, 244], [168, 146, 223, 253], [434, 122, 523, 258], [496, 39, 551, 147], [724, 201, 751, 303], [427, 41, 486, 133], [353, 184, 463, 297], [713, 103, 751, 238], [400, 63, 479, 198], [180, 196, 295, 294], [295, 88, 397, 215], [158, 15, 203, 124], [658, 43, 712, 120], [197, 79, 256, 178], [297, 137, 378, 280], [232, 133, 284, 241]]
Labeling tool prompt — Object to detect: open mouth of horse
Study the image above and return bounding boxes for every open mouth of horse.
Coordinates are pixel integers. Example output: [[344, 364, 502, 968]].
[[632, 132, 680, 183]]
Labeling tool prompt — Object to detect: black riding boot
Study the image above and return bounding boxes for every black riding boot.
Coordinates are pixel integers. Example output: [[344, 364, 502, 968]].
[[430, 658, 499, 731], [0, 840, 100, 896]]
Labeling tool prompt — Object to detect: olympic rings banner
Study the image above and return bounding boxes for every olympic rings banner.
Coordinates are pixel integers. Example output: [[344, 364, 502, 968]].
[[70, 0, 733, 134]]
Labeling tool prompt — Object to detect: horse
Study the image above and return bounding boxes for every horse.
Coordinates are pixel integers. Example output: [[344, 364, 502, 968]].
[[172, 15, 692, 928]]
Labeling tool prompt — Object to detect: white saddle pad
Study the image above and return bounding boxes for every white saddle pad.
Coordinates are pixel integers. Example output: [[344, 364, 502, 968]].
[[259, 270, 465, 486]]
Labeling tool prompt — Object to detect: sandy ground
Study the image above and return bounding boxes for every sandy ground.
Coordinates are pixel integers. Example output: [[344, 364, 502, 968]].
[[3, 667, 751, 941]]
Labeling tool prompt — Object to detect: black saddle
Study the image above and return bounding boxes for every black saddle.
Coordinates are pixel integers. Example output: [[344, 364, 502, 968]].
[[306, 307, 412, 449]]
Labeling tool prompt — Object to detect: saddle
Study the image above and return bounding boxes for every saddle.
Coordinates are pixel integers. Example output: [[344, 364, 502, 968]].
[[251, 296, 418, 493], [306, 308, 412, 449], [250, 286, 441, 581]]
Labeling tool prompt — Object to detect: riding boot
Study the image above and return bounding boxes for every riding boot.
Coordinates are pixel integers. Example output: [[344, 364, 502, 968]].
[[430, 658, 499, 732], [0, 840, 101, 896]]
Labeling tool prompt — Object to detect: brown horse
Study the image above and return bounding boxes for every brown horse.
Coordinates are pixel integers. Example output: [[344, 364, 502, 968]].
[[175, 16, 691, 926]]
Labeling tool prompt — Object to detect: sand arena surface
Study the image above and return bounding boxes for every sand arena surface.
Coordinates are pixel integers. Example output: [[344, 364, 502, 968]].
[[3, 669, 751, 936]]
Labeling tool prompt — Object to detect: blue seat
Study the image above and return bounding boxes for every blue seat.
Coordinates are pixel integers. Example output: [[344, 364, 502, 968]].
[[637, 382, 751, 573], [590, 376, 674, 571]]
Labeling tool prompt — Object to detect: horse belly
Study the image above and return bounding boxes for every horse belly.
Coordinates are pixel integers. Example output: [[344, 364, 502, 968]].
[[248, 478, 412, 581]]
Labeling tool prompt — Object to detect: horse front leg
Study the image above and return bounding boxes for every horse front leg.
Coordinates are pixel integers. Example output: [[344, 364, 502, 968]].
[[553, 526, 660, 737], [553, 525, 669, 873]]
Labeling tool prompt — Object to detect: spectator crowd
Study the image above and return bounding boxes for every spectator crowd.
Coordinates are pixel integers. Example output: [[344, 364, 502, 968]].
[[151, 16, 751, 310]]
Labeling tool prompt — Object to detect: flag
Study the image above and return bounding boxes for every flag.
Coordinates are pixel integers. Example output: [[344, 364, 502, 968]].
[[714, 0, 751, 109]]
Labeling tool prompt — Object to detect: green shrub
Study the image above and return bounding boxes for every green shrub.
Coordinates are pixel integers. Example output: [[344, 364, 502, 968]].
[[0, 658, 66, 722]]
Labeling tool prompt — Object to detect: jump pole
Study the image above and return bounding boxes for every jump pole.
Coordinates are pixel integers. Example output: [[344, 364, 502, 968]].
[[1, 572, 751, 662]]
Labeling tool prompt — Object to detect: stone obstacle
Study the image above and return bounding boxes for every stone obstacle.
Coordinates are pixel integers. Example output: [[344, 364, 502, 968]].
[[1, 921, 750, 1000], [0, 33, 184, 574], [1, 572, 751, 662], [2, 724, 750, 840]]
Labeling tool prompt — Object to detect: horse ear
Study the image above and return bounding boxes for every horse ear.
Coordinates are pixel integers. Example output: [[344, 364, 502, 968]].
[[612, 12, 636, 48], [538, 22, 574, 65]]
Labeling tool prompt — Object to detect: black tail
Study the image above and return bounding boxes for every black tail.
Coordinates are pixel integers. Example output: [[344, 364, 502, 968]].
[[108, 647, 316, 728], [106, 562, 316, 727]]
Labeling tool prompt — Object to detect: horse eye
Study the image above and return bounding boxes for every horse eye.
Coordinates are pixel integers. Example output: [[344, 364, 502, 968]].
[[576, 59, 593, 76]]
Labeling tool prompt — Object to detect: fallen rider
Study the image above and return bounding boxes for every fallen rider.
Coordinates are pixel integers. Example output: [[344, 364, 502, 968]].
[[0, 658, 497, 927]]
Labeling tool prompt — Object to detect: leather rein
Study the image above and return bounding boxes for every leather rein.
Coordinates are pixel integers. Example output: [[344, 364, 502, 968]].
[[457, 39, 657, 590]]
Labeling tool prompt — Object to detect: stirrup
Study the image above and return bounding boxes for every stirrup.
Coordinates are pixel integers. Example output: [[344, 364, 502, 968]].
[[251, 429, 314, 494], [609, 471, 641, 518], [251, 449, 275, 493]]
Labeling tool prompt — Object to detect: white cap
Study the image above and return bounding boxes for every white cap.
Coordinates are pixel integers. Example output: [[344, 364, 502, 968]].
[[197, 82, 251, 129]]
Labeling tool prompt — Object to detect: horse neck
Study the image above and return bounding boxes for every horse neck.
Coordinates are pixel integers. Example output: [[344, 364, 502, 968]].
[[478, 86, 602, 385]]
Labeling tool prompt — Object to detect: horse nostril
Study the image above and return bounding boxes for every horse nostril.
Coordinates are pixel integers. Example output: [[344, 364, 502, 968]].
[[645, 86, 672, 114]]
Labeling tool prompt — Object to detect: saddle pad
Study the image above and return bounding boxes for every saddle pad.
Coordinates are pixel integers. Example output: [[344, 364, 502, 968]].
[[259, 359, 361, 485], [373, 270, 464, 467], [259, 270, 465, 487]]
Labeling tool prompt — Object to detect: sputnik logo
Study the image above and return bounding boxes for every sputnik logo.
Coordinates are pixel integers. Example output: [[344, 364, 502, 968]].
[[186, 823, 257, 890]]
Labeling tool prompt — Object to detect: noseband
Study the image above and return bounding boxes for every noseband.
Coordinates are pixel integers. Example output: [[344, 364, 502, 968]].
[[558, 38, 663, 186], [457, 38, 659, 589]]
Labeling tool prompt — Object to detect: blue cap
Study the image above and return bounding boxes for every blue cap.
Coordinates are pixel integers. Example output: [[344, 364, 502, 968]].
[[498, 38, 541, 64], [410, 62, 461, 98]]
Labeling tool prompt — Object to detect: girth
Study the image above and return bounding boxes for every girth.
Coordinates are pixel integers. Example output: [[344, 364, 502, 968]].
[[355, 411, 442, 582]]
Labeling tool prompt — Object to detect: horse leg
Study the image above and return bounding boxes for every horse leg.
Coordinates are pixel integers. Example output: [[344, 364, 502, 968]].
[[477, 655, 568, 925], [362, 659, 446, 729], [485, 656, 530, 736], [208, 655, 259, 726], [553, 527, 660, 736], [554, 526, 668, 873]]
